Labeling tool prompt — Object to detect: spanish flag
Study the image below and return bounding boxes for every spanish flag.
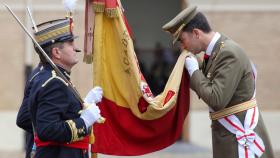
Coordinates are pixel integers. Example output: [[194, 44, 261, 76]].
[[84, 0, 190, 155]]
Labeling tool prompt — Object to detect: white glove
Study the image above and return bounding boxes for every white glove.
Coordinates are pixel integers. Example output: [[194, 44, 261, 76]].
[[80, 103, 101, 129], [185, 56, 199, 76], [84, 86, 103, 104]]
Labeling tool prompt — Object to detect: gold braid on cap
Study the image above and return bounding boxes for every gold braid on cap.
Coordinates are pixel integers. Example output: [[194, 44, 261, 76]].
[[35, 25, 70, 43]]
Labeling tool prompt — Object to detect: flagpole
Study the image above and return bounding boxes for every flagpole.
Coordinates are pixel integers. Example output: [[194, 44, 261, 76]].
[[90, 0, 98, 154]]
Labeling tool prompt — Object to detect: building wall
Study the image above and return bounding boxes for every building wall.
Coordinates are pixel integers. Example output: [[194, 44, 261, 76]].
[[0, 1, 279, 111]]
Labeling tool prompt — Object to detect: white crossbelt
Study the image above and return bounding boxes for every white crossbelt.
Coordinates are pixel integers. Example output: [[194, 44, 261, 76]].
[[210, 61, 265, 158]]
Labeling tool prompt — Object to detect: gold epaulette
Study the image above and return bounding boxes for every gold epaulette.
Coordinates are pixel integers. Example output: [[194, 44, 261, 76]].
[[210, 98, 257, 120], [42, 70, 68, 87]]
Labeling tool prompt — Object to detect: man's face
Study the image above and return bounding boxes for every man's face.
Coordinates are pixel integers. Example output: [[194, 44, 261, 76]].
[[58, 40, 79, 69], [179, 31, 202, 55]]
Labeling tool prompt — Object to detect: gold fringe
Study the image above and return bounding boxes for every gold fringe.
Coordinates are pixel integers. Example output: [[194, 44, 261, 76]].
[[105, 8, 119, 18], [83, 54, 93, 64], [93, 2, 105, 13]]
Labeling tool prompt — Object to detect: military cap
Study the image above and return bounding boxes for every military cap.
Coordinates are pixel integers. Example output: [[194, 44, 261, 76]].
[[34, 18, 77, 48], [162, 6, 198, 44]]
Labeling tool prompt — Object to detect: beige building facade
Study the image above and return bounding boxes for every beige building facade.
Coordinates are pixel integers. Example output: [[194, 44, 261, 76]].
[[0, 0, 279, 111]]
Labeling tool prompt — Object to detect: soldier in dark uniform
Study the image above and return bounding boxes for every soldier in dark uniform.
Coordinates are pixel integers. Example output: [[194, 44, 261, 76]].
[[162, 6, 274, 158], [25, 18, 102, 158], [16, 63, 43, 158]]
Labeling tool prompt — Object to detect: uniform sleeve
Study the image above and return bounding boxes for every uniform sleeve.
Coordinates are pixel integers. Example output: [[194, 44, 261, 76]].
[[190, 50, 244, 111], [35, 79, 88, 143], [16, 82, 33, 133]]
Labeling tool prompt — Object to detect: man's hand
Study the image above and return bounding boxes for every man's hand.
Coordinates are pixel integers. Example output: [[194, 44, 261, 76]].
[[80, 103, 101, 128], [185, 56, 199, 76], [84, 86, 103, 104]]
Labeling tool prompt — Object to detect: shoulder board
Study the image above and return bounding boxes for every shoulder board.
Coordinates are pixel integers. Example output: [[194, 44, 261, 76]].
[[42, 70, 68, 87]]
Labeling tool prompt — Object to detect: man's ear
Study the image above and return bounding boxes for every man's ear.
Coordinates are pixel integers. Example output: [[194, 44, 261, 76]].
[[51, 47, 61, 59], [192, 29, 201, 39]]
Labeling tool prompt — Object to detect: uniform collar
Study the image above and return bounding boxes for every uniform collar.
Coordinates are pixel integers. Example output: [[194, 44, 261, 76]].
[[205, 32, 221, 56], [44, 63, 71, 80]]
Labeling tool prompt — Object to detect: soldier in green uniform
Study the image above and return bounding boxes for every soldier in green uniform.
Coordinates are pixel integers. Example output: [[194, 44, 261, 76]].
[[162, 6, 274, 158]]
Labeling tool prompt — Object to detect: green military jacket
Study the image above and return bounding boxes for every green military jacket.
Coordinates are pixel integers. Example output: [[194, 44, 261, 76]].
[[190, 34, 274, 158]]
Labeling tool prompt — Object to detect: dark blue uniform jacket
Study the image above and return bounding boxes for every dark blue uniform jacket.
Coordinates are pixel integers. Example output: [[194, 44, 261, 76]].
[[28, 64, 89, 158]]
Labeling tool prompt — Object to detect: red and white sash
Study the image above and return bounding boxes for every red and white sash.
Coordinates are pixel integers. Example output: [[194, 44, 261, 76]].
[[218, 106, 265, 158], [210, 62, 265, 158]]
